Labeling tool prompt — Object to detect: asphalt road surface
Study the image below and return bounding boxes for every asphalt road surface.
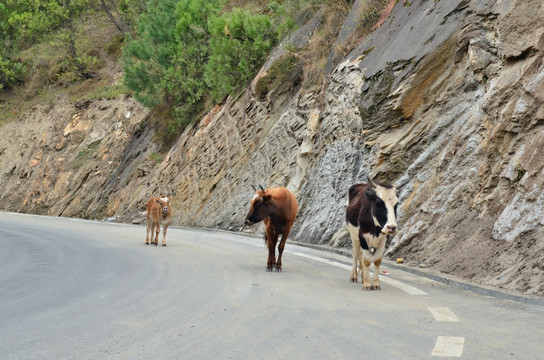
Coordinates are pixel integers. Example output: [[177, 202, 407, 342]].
[[1, 212, 543, 359]]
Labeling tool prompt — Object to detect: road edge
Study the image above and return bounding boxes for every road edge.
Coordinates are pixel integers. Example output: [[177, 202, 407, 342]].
[[196, 226, 544, 307]]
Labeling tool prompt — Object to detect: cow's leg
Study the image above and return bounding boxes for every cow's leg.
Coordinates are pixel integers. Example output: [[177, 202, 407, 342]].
[[372, 258, 382, 290], [266, 229, 277, 272], [263, 219, 276, 271], [370, 236, 387, 290], [150, 221, 157, 245], [145, 219, 151, 245], [275, 228, 291, 272], [267, 235, 278, 271], [357, 251, 364, 281], [153, 223, 160, 245], [362, 256, 373, 291], [350, 245, 360, 282], [161, 223, 169, 247], [347, 224, 360, 282]]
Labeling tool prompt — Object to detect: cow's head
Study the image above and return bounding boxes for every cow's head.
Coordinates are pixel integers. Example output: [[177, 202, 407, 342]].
[[157, 195, 171, 214], [366, 176, 400, 236], [244, 185, 272, 225]]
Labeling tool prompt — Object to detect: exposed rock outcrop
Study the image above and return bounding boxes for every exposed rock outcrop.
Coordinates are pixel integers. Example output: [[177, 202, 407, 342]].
[[1, 0, 543, 296]]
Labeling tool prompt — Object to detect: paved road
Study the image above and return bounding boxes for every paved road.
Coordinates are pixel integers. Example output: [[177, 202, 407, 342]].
[[1, 212, 542, 359]]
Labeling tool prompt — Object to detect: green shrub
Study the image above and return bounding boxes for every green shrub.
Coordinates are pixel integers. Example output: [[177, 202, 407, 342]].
[[0, 55, 25, 91], [123, 0, 289, 130], [123, 0, 224, 129], [205, 8, 278, 102], [122, 0, 180, 109]]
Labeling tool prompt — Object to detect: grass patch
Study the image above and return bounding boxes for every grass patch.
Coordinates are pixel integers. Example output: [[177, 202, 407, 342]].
[[149, 152, 163, 164], [0, 80, 61, 126], [0, 103, 24, 126], [299, 1, 351, 90], [1, 11, 124, 124], [81, 82, 132, 101], [255, 53, 303, 99]]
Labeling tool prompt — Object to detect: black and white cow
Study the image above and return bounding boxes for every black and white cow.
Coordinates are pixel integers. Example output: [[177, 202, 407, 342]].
[[346, 176, 401, 290]]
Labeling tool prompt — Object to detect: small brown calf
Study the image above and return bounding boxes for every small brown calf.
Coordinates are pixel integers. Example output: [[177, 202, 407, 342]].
[[145, 195, 172, 246]]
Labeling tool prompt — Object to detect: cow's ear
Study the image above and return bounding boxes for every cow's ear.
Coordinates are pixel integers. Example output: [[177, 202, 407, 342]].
[[262, 194, 272, 203], [365, 189, 377, 201]]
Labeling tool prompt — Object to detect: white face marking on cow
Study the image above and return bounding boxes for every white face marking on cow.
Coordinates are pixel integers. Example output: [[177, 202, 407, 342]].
[[160, 196, 169, 203], [374, 185, 398, 235], [252, 194, 259, 201]]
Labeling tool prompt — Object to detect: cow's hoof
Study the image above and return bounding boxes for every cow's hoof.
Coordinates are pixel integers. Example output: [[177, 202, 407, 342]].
[[275, 267, 282, 272], [372, 285, 381, 290], [350, 278, 357, 283], [154, 243, 158, 246], [162, 244, 166, 247], [145, 242, 149, 245], [362, 286, 373, 291], [266, 267, 273, 272]]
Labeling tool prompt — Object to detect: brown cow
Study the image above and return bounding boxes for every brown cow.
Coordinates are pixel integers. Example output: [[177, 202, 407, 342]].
[[145, 195, 172, 246], [244, 186, 298, 272]]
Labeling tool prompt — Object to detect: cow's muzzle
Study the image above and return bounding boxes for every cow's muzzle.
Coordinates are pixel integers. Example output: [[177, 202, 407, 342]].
[[244, 219, 253, 226], [369, 247, 377, 255], [384, 225, 397, 234]]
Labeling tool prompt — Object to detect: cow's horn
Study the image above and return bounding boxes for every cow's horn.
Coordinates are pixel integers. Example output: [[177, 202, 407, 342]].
[[259, 185, 265, 192], [251, 185, 257, 191], [367, 175, 376, 188]]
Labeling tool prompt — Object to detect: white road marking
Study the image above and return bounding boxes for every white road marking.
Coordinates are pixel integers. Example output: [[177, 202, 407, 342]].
[[288, 251, 428, 296], [431, 336, 465, 357], [225, 236, 428, 295], [378, 276, 428, 296], [174, 233, 462, 358], [428, 307, 459, 322]]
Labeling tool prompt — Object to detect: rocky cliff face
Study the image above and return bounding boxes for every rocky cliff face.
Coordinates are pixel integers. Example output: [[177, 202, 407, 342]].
[[0, 96, 155, 219], [1, 0, 543, 296]]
